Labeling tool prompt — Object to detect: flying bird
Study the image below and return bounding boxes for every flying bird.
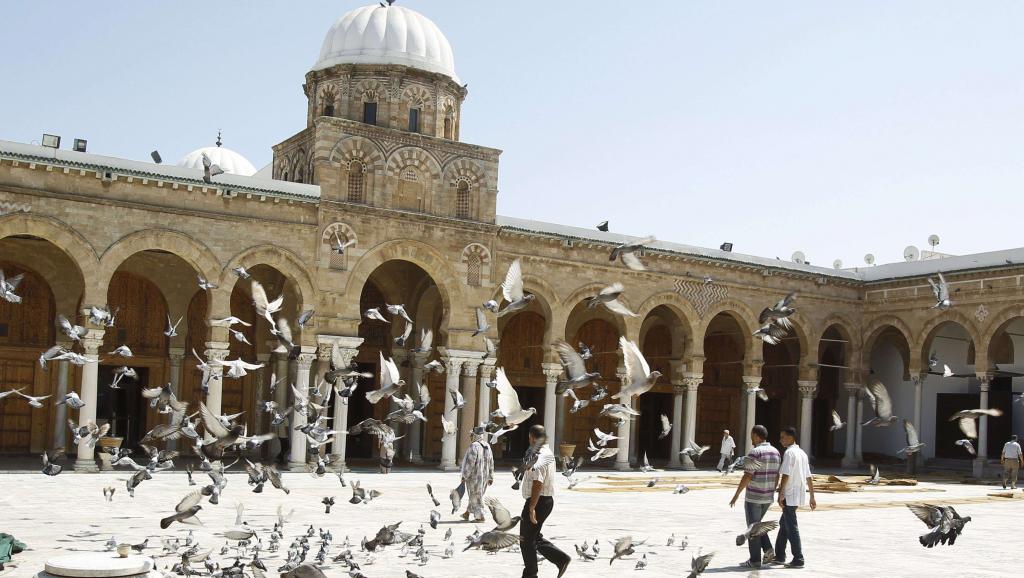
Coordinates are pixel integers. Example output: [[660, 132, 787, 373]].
[[16, 390, 51, 408], [160, 491, 203, 529], [829, 409, 846, 431], [197, 275, 217, 290], [949, 408, 1003, 440], [927, 272, 951, 309], [42, 450, 63, 476], [584, 282, 638, 317], [493, 367, 537, 429], [906, 504, 971, 547], [551, 340, 600, 394], [758, 292, 797, 329], [736, 521, 779, 546], [497, 259, 535, 317], [610, 236, 655, 271], [861, 379, 898, 426], [897, 419, 926, 456], [164, 315, 183, 337], [613, 337, 661, 399], [658, 414, 671, 439], [366, 353, 404, 404], [0, 269, 24, 303], [688, 550, 714, 578]]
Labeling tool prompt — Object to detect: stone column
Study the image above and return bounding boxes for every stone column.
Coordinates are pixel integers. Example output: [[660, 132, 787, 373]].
[[74, 330, 104, 471], [458, 360, 482, 462], [668, 385, 686, 469], [288, 352, 316, 470], [742, 376, 762, 454], [683, 375, 703, 469], [797, 380, 818, 454], [202, 341, 231, 427], [855, 389, 865, 463], [973, 374, 991, 478], [614, 369, 632, 471], [407, 351, 432, 464], [841, 384, 860, 469], [440, 356, 465, 471], [52, 355, 71, 451], [270, 349, 290, 458], [910, 372, 924, 472], [477, 362, 496, 435], [326, 338, 363, 470], [166, 348, 186, 452], [541, 363, 562, 446]]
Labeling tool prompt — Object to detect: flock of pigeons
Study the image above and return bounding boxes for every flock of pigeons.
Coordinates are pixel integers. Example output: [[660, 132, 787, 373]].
[[0, 244, 995, 575]]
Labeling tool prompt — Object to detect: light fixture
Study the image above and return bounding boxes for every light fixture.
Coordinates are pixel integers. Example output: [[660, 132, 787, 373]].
[[151, 150, 162, 164], [720, 242, 733, 252], [73, 138, 87, 152], [41, 134, 61, 148]]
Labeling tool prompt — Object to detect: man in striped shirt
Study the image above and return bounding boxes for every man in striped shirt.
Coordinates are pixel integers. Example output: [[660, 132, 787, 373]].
[[729, 424, 781, 568]]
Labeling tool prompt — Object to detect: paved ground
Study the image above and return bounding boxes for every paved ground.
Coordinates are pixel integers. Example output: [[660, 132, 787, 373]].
[[0, 465, 1019, 577]]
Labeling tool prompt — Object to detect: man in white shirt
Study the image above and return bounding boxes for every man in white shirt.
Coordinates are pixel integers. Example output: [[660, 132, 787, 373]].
[[773, 426, 816, 568], [717, 429, 737, 471], [519, 424, 570, 578], [1002, 434, 1023, 490]]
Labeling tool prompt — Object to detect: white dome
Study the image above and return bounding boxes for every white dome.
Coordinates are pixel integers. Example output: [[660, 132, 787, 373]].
[[313, 4, 459, 83], [176, 146, 257, 177]]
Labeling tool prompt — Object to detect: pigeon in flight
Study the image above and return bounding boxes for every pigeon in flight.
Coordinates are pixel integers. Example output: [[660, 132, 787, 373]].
[[364, 307, 389, 323], [758, 292, 797, 329], [861, 379, 898, 426], [613, 337, 660, 399], [906, 504, 971, 547], [497, 259, 535, 317], [680, 439, 710, 460], [484, 496, 521, 532], [736, 521, 779, 546], [331, 230, 356, 254], [197, 275, 217, 290], [955, 439, 976, 455], [201, 152, 224, 184], [164, 315, 183, 337], [867, 464, 881, 485], [592, 427, 620, 447], [160, 491, 203, 529], [584, 282, 638, 317], [57, 314, 87, 342], [753, 322, 787, 345], [16, 390, 50, 408], [472, 306, 490, 337], [949, 408, 1003, 440], [386, 304, 413, 324], [493, 367, 537, 429], [551, 340, 600, 394], [42, 450, 63, 476], [610, 236, 655, 271], [688, 549, 714, 578], [599, 403, 640, 426], [927, 272, 951, 310], [897, 419, 926, 456], [608, 536, 639, 565], [57, 391, 86, 409], [829, 409, 846, 431], [110, 345, 133, 357], [366, 353, 404, 404], [658, 414, 671, 439], [0, 269, 24, 303]]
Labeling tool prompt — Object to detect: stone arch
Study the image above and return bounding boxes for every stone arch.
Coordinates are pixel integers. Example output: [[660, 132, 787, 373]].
[[343, 239, 460, 327], [0, 213, 98, 298], [862, 315, 914, 357], [442, 158, 486, 190], [96, 229, 221, 306], [980, 304, 1024, 358], [385, 146, 442, 180], [219, 244, 317, 319], [328, 135, 385, 169], [402, 84, 431, 110], [355, 79, 383, 103], [317, 84, 338, 117], [915, 312, 982, 369], [695, 299, 758, 356]]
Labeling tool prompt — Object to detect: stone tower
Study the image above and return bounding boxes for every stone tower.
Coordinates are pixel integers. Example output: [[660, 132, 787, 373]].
[[272, 2, 500, 223]]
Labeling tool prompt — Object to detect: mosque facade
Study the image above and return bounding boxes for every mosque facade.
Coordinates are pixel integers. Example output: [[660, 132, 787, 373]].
[[0, 3, 1021, 477]]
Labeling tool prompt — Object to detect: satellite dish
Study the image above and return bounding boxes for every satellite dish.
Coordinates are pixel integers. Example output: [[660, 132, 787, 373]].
[[904, 245, 920, 262], [791, 251, 806, 264], [833, 259, 843, 270], [928, 234, 940, 248], [864, 253, 875, 265]]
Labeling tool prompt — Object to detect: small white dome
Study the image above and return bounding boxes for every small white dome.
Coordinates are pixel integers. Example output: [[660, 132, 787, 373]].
[[313, 4, 459, 83], [176, 146, 257, 177]]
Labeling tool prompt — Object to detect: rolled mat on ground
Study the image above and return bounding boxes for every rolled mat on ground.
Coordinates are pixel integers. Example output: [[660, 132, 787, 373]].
[[0, 533, 26, 565]]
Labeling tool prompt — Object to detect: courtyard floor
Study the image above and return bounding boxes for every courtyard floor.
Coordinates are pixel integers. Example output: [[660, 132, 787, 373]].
[[0, 464, 1019, 577]]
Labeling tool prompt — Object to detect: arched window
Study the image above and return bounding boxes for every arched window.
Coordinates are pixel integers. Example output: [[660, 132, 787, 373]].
[[347, 160, 365, 203], [323, 102, 334, 117], [443, 116, 453, 139], [408, 108, 421, 133], [455, 180, 471, 219]]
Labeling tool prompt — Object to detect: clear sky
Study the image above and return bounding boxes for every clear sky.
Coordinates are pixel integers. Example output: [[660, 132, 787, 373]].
[[2, 1, 1022, 268]]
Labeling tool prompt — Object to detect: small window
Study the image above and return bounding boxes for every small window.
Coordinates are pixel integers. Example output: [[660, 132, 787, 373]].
[[443, 116, 453, 139], [455, 180, 471, 219], [363, 102, 378, 125], [347, 160, 365, 203], [323, 103, 335, 117], [408, 108, 420, 133]]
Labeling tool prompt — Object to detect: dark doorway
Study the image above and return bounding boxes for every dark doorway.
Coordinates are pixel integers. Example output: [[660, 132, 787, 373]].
[[636, 392, 672, 464], [756, 395, 785, 447], [935, 393, 977, 459], [345, 361, 377, 459], [503, 386, 544, 460], [96, 366, 149, 450]]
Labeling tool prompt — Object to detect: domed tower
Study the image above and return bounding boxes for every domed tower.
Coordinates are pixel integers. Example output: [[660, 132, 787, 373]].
[[273, 2, 500, 223], [178, 134, 257, 176]]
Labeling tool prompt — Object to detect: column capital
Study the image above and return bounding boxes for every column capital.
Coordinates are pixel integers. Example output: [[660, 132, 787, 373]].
[[742, 375, 762, 389], [541, 362, 563, 381], [296, 349, 317, 370], [843, 382, 863, 395], [81, 330, 105, 356], [478, 362, 496, 379], [442, 356, 465, 375], [975, 372, 992, 388], [168, 347, 186, 363], [682, 373, 703, 391], [462, 359, 482, 377], [797, 380, 818, 398], [203, 342, 231, 362]]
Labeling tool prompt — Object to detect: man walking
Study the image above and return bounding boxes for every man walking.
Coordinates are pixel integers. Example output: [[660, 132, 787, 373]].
[[728, 425, 781, 569], [717, 429, 737, 471], [460, 424, 494, 522], [519, 424, 570, 578], [1002, 434, 1022, 490], [774, 426, 816, 568]]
